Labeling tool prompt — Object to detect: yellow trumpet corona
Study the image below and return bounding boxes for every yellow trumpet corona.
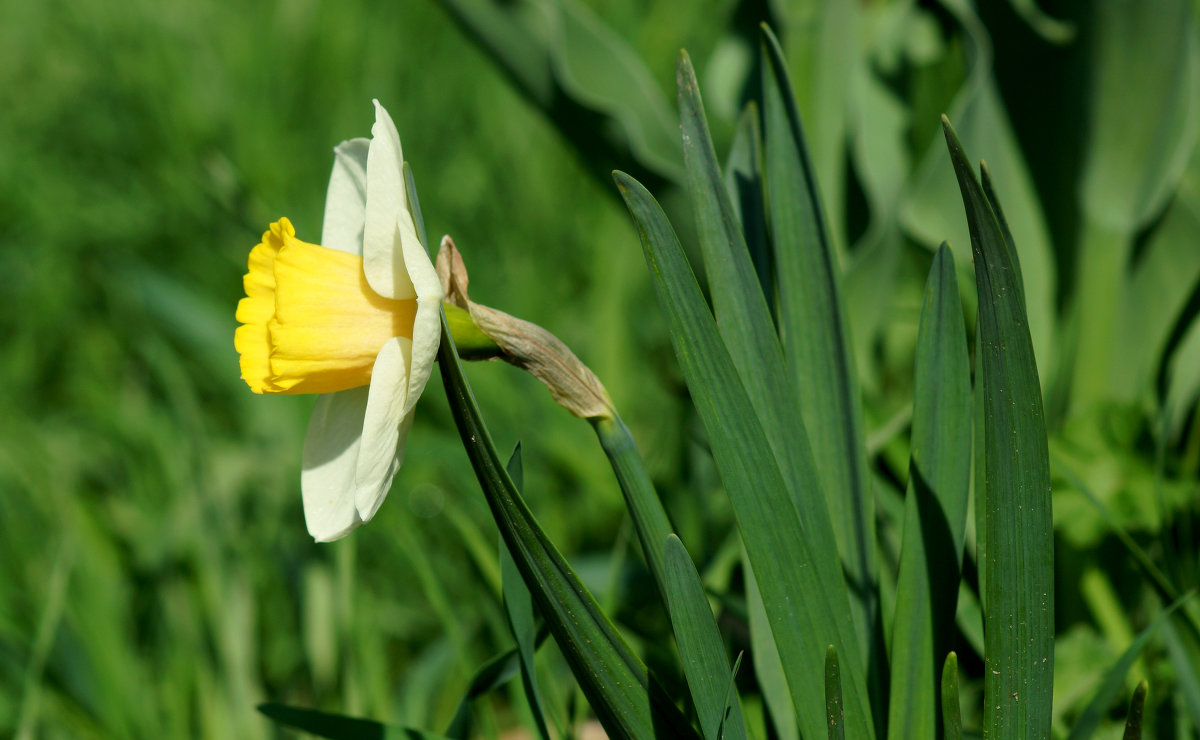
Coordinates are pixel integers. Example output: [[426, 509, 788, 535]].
[[235, 218, 417, 396]]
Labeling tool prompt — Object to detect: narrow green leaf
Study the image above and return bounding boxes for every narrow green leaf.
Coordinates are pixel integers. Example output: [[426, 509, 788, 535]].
[[826, 645, 845, 740], [723, 102, 771, 305], [943, 117, 1054, 738], [614, 171, 872, 740], [1122, 681, 1148, 740], [760, 24, 877, 672], [436, 315, 699, 740], [770, 0, 857, 254], [1067, 593, 1193, 740], [662, 534, 747, 740], [498, 444, 553, 740], [433, 0, 681, 189], [718, 653, 745, 740], [744, 555, 798, 740], [941, 653, 962, 740], [257, 703, 450, 740], [887, 244, 972, 740]]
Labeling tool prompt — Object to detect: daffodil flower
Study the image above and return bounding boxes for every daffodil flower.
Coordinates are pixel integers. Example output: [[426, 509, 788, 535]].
[[236, 101, 443, 541]]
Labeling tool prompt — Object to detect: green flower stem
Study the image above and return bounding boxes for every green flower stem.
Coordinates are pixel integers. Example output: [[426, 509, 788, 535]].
[[591, 414, 675, 603]]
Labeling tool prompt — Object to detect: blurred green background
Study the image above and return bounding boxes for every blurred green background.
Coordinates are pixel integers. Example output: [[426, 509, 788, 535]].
[[2, 0, 1199, 737]]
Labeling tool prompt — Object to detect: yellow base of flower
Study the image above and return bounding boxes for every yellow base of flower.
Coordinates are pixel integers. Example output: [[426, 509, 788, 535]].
[[235, 218, 416, 395]]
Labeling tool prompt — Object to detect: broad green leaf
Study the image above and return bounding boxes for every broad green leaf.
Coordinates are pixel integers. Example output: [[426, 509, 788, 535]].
[[887, 244, 972, 740], [1067, 593, 1193, 740], [826, 645, 845, 740], [436, 315, 699, 740], [1070, 0, 1200, 412], [433, 0, 681, 189], [678, 51, 845, 670], [941, 653, 962, 740], [761, 26, 877, 680], [1123, 681, 1148, 740], [944, 118, 1054, 738], [662, 534, 747, 740], [614, 171, 872, 740], [258, 703, 452, 740], [900, 0, 1056, 383], [498, 445, 552, 740]]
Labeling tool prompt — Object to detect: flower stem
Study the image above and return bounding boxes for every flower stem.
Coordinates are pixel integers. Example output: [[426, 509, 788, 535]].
[[591, 414, 676, 604]]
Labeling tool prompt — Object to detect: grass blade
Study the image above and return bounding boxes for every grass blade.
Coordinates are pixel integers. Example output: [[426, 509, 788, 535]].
[[887, 244, 972, 740], [662, 534, 748, 740], [723, 102, 771, 304], [744, 555, 798, 740], [941, 653, 962, 740], [1122, 681, 1148, 740], [498, 445, 553, 740], [444, 647, 524, 738], [943, 116, 1054, 738], [258, 703, 451, 739], [1067, 593, 1193, 740], [437, 314, 699, 740], [614, 171, 872, 740], [760, 24, 876, 671]]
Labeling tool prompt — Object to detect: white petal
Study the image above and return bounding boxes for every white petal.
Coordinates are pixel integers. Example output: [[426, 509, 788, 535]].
[[321, 138, 370, 256], [354, 336, 412, 521], [301, 388, 369, 541], [362, 100, 412, 300]]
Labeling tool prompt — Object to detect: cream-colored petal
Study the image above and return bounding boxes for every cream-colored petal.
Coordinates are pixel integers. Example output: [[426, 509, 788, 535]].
[[301, 388, 369, 541], [400, 226, 444, 418], [321, 138, 370, 256], [363, 100, 413, 300], [354, 336, 412, 521]]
